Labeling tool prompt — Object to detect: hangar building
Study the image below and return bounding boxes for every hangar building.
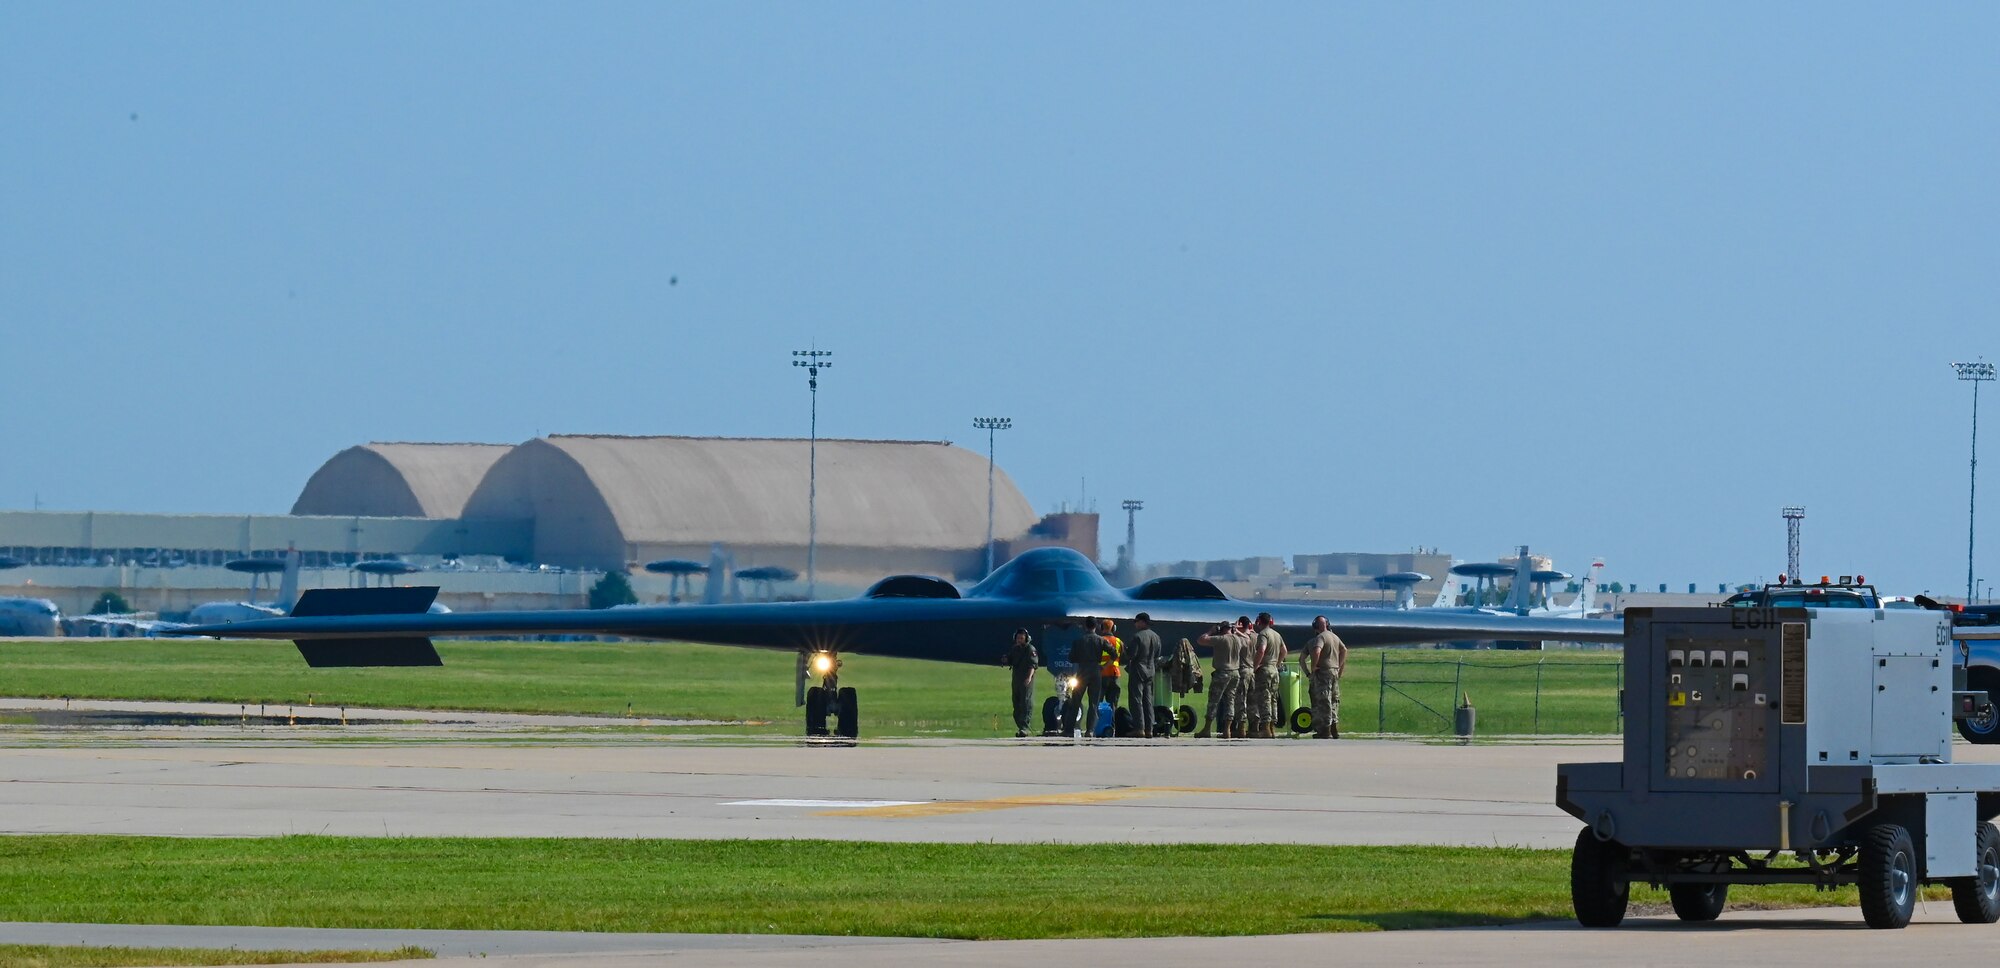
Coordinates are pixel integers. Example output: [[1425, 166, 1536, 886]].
[[0, 435, 1097, 613], [455, 435, 1044, 575], [285, 435, 1073, 580], [292, 442, 511, 519]]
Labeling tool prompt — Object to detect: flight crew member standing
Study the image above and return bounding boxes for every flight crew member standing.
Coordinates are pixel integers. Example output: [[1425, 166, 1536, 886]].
[[1197, 621, 1240, 738], [1063, 619, 1106, 737], [1125, 613, 1162, 737], [1229, 616, 1255, 738], [1001, 628, 1038, 738], [1249, 612, 1287, 739], [1299, 615, 1348, 739]]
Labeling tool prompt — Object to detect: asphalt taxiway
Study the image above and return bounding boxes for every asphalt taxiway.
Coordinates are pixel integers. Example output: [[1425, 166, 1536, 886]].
[[0, 713, 1605, 846]]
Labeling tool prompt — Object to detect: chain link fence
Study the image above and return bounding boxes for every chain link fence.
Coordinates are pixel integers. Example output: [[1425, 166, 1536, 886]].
[[1371, 653, 1623, 735]]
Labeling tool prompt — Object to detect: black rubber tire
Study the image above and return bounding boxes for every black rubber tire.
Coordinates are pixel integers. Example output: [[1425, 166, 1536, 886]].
[[1113, 706, 1134, 737], [1959, 676, 2000, 744], [1570, 827, 1630, 928], [805, 686, 829, 736], [1154, 705, 1175, 737], [1175, 705, 1196, 732], [1668, 882, 1728, 922], [1290, 707, 1314, 734], [835, 687, 859, 739], [1859, 823, 1918, 929], [1951, 822, 2000, 923], [1041, 696, 1061, 734]]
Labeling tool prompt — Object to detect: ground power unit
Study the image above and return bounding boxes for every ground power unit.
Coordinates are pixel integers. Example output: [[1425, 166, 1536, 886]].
[[1557, 605, 2000, 928]]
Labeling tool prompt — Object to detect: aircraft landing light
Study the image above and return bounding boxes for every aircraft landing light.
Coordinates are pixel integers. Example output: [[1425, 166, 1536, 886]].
[[815, 786, 1238, 818]]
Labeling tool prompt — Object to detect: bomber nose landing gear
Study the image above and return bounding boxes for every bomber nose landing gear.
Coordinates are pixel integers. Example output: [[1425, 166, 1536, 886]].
[[800, 650, 859, 738]]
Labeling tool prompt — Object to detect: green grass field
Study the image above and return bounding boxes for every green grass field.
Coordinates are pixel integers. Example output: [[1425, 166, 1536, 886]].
[[0, 639, 1621, 738], [0, 944, 430, 967], [0, 836, 1869, 939]]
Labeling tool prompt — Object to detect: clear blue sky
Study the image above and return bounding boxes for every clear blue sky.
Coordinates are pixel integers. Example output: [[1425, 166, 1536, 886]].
[[3, 3, 1995, 596]]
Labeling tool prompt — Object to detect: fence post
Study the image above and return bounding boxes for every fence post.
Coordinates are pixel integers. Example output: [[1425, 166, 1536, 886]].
[[1534, 658, 1544, 734], [1378, 651, 1387, 735], [1452, 661, 1463, 714]]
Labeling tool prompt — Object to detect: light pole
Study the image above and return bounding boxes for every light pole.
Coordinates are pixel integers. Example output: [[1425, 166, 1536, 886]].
[[1120, 500, 1144, 578], [1955, 361, 1994, 603], [972, 417, 1011, 577], [793, 349, 832, 599]]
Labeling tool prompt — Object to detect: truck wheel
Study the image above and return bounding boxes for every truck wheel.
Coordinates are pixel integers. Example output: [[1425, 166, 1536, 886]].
[[1289, 707, 1313, 734], [1951, 822, 2000, 924], [1960, 677, 2000, 743], [1859, 823, 1917, 929], [1668, 882, 1728, 922], [805, 686, 829, 736], [1175, 705, 1196, 733], [1570, 827, 1629, 928]]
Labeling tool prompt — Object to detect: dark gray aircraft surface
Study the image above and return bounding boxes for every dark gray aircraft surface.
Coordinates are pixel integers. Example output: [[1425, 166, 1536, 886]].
[[176, 547, 1620, 736]]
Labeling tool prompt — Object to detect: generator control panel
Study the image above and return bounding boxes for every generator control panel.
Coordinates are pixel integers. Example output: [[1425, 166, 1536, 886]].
[[1661, 633, 1773, 783]]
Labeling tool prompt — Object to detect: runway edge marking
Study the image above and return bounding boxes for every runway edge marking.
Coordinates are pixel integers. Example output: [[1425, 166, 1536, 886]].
[[815, 786, 1239, 818]]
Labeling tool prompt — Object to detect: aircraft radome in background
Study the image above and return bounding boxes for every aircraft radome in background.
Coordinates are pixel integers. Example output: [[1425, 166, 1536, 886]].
[[174, 546, 1623, 738], [0, 555, 62, 636], [183, 553, 303, 626], [1426, 548, 1603, 617]]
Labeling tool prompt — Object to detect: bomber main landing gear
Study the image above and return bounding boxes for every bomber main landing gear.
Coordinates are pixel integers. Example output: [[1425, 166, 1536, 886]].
[[800, 650, 858, 738]]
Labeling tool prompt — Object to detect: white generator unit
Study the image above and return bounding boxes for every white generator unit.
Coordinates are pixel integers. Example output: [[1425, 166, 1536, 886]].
[[1558, 605, 2000, 928]]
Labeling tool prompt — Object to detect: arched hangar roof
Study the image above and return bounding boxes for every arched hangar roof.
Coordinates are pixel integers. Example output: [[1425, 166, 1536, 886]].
[[460, 435, 1039, 565], [291, 443, 513, 519]]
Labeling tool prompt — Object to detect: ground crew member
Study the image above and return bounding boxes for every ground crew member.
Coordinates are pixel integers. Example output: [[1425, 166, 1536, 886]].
[[1001, 628, 1038, 737], [1229, 616, 1254, 738], [1197, 622, 1239, 738], [1250, 612, 1287, 738], [1125, 613, 1162, 737], [1299, 615, 1348, 739], [1097, 618, 1123, 715], [1062, 619, 1105, 737]]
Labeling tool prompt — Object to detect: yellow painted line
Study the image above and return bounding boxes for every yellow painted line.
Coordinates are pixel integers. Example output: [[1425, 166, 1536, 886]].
[[816, 786, 1238, 818]]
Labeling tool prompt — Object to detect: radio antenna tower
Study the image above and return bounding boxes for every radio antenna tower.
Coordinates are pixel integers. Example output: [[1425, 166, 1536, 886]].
[[1781, 506, 1805, 582], [1119, 500, 1143, 574]]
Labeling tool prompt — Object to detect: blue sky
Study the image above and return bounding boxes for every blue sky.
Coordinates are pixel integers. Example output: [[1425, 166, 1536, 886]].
[[2, 3, 1995, 596]]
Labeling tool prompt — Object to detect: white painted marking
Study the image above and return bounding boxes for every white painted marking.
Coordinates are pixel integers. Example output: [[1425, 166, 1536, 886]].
[[723, 799, 925, 808]]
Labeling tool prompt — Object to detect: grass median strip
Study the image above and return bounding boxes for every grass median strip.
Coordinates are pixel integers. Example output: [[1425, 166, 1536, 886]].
[[0, 836, 1867, 939], [0, 943, 431, 967], [0, 639, 1622, 738]]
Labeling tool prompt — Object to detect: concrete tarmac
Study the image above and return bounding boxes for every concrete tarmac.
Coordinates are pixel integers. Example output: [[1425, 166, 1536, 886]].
[[1, 730, 1609, 845], [7, 907, 2000, 967], [6, 720, 2000, 845]]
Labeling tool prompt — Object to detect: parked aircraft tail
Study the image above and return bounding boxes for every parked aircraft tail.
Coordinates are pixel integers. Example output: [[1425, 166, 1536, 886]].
[[1501, 545, 1532, 614], [704, 543, 733, 605], [1575, 559, 1603, 615], [1433, 562, 1462, 608], [276, 546, 301, 612]]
